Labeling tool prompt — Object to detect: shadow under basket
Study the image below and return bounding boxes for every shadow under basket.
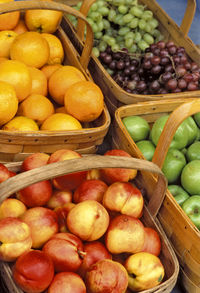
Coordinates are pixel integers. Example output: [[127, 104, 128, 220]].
[[62, 0, 200, 117], [0, 155, 179, 293], [0, 0, 111, 162], [113, 98, 200, 293]]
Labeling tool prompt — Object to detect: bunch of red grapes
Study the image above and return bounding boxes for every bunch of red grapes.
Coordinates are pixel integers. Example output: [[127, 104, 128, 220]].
[[99, 41, 200, 94]]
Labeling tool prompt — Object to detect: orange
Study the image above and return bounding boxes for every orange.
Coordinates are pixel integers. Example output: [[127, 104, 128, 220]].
[[41, 33, 64, 65], [24, 0, 62, 34], [64, 81, 104, 122], [13, 18, 28, 34], [28, 67, 48, 96], [48, 66, 86, 105], [2, 116, 39, 131], [41, 64, 62, 80], [0, 0, 20, 30], [40, 113, 82, 131], [0, 30, 17, 58], [0, 80, 18, 126], [0, 57, 8, 63], [10, 31, 50, 68], [17, 94, 55, 126], [0, 60, 32, 102]]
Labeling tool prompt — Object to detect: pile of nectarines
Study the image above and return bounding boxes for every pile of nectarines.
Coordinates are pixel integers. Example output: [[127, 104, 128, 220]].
[[0, 148, 165, 293]]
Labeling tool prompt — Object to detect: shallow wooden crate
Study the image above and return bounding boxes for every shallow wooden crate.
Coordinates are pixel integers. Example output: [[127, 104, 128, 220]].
[[0, 155, 179, 292], [62, 0, 200, 116], [113, 98, 200, 293], [0, 0, 111, 162]]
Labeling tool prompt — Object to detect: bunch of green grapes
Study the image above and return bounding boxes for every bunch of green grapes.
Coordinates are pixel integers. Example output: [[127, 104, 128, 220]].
[[69, 0, 164, 57]]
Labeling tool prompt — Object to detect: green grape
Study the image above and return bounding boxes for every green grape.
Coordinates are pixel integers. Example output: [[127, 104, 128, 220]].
[[138, 19, 147, 30], [116, 35, 124, 42], [143, 33, 154, 44], [130, 6, 143, 18], [91, 23, 99, 33], [126, 0, 134, 5], [89, 11, 102, 22], [87, 18, 94, 27], [106, 27, 115, 36], [114, 14, 124, 25], [99, 7, 109, 16], [92, 47, 100, 57], [119, 41, 126, 49], [118, 5, 128, 14], [102, 34, 111, 42], [123, 13, 133, 23], [125, 38, 134, 48], [125, 31, 135, 39], [99, 40, 107, 52], [118, 27, 130, 36], [102, 19, 111, 30], [134, 32, 142, 43], [142, 10, 153, 21], [97, 0, 106, 8], [138, 39, 149, 51], [129, 0, 138, 5], [108, 9, 117, 22], [107, 37, 116, 46], [129, 44, 137, 53], [144, 23, 153, 33], [97, 20, 104, 31], [128, 17, 139, 29], [152, 28, 161, 37], [148, 18, 159, 29], [112, 0, 125, 6], [111, 43, 120, 52], [90, 3, 98, 11], [117, 16, 125, 26], [95, 31, 103, 39]]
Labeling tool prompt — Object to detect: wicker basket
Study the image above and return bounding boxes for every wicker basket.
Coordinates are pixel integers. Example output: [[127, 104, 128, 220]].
[[113, 98, 200, 293], [63, 0, 200, 116], [0, 1, 111, 162], [0, 154, 179, 292]]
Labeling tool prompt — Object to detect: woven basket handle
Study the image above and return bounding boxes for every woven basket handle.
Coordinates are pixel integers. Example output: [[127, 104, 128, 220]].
[[0, 155, 167, 218], [76, 0, 196, 40], [152, 99, 200, 169], [0, 0, 93, 70]]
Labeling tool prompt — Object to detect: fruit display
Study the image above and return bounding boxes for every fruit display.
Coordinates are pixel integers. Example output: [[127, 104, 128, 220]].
[[0, 148, 178, 292], [71, 0, 163, 55], [99, 42, 200, 95], [122, 111, 200, 229], [71, 0, 200, 95], [0, 1, 105, 133]]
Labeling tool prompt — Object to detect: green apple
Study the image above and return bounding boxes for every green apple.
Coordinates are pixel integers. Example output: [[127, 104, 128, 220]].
[[136, 140, 155, 161], [182, 195, 200, 230], [186, 141, 200, 162], [181, 160, 200, 195], [182, 116, 198, 146], [162, 148, 186, 184], [195, 127, 200, 141], [168, 184, 190, 206], [151, 115, 189, 150], [194, 112, 200, 127], [122, 116, 150, 142]]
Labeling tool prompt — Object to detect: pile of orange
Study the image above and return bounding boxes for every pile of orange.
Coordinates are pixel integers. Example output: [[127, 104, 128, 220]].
[[0, 0, 104, 132]]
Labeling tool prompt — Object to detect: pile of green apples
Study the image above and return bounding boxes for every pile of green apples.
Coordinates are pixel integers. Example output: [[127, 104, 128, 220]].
[[123, 112, 200, 230]]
